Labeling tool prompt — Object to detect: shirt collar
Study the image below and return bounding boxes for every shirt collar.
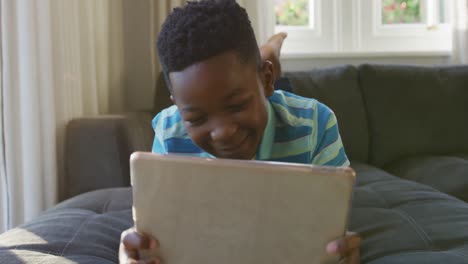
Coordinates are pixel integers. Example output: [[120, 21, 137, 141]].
[[256, 101, 276, 160]]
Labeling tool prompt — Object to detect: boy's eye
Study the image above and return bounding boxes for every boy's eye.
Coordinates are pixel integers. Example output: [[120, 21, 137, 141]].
[[186, 117, 206, 126], [228, 101, 248, 112]]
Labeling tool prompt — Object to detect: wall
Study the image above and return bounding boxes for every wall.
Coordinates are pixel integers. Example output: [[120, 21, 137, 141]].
[[122, 0, 156, 112]]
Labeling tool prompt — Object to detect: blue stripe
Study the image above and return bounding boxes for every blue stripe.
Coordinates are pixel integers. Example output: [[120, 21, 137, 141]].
[[152, 134, 164, 153], [270, 152, 310, 164], [315, 105, 332, 151], [274, 125, 312, 142], [323, 147, 348, 166], [317, 103, 331, 126], [314, 123, 339, 156], [287, 106, 315, 119], [165, 138, 203, 154], [164, 112, 182, 129]]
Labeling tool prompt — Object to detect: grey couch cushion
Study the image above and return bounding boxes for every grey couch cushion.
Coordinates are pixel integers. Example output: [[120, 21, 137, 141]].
[[0, 188, 133, 264], [284, 65, 369, 163], [350, 162, 468, 263], [358, 64, 468, 167], [0, 251, 116, 264], [64, 114, 153, 200], [385, 155, 468, 202]]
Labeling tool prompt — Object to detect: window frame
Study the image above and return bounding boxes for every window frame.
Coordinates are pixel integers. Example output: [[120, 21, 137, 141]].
[[275, 0, 453, 57]]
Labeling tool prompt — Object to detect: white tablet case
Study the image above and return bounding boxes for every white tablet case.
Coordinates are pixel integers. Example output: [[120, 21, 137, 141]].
[[131, 152, 355, 264]]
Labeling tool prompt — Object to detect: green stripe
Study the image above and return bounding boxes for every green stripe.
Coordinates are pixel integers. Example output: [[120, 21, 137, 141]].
[[257, 102, 276, 160], [312, 136, 343, 164], [164, 121, 188, 138], [271, 135, 311, 158], [282, 93, 317, 109], [271, 102, 315, 127], [325, 114, 337, 130]]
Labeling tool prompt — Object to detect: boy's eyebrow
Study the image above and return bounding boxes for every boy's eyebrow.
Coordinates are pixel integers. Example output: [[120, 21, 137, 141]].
[[181, 106, 200, 114]]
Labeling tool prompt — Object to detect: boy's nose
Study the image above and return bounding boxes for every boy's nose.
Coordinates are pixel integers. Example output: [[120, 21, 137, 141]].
[[210, 121, 238, 143]]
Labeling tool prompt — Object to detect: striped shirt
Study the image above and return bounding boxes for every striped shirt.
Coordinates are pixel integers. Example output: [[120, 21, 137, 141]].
[[152, 90, 350, 167]]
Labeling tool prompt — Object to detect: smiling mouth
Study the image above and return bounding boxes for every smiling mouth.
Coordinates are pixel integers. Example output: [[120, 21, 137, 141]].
[[219, 134, 249, 152]]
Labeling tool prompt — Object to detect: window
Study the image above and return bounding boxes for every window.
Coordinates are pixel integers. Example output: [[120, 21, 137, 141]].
[[382, 0, 422, 24], [274, 0, 453, 56], [275, 0, 311, 27], [274, 0, 338, 56], [382, 0, 448, 25]]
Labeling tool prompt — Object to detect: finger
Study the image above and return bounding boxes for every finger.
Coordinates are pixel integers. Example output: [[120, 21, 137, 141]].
[[125, 249, 138, 260], [326, 233, 361, 255], [338, 248, 360, 264], [128, 259, 143, 264], [119, 240, 137, 264], [120, 238, 161, 264], [339, 256, 346, 264], [128, 257, 162, 264], [345, 232, 361, 251], [122, 229, 159, 251], [348, 247, 360, 264]]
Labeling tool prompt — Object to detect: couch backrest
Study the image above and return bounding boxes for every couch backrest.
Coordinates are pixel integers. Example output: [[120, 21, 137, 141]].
[[358, 64, 468, 167], [284, 65, 370, 163]]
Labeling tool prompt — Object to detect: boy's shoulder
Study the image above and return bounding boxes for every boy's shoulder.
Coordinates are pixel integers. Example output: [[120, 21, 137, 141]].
[[269, 90, 333, 127], [152, 105, 187, 137]]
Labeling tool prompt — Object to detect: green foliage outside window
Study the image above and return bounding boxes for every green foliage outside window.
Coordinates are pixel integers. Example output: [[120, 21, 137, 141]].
[[382, 0, 421, 24], [275, 0, 422, 26], [275, 0, 309, 26]]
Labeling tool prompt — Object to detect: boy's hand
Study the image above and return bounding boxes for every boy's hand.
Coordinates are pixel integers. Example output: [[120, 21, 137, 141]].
[[119, 228, 161, 264], [119, 227, 360, 264], [259, 32, 287, 80], [326, 231, 361, 264]]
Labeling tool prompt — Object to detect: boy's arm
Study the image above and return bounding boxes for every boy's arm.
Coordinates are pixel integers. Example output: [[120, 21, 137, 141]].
[[313, 106, 359, 263], [310, 105, 350, 167]]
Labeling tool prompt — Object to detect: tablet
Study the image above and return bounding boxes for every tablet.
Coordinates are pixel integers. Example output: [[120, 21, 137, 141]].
[[130, 152, 355, 264]]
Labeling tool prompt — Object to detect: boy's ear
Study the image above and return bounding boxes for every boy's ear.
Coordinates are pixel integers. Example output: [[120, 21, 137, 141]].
[[261, 60, 275, 97], [170, 95, 176, 105]]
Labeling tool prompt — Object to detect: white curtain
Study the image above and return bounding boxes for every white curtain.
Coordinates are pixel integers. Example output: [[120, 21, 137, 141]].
[[0, 0, 126, 232], [452, 0, 468, 64]]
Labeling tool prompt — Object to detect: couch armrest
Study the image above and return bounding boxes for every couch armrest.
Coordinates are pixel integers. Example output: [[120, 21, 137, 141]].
[[62, 112, 154, 200]]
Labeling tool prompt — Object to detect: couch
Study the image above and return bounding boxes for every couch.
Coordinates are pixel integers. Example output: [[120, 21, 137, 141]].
[[1, 64, 468, 264]]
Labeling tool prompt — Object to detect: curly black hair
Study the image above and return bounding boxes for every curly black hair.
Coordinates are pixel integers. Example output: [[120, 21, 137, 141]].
[[157, 0, 261, 85]]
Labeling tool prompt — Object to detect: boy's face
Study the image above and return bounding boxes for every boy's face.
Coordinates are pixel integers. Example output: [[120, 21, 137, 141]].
[[169, 51, 275, 160]]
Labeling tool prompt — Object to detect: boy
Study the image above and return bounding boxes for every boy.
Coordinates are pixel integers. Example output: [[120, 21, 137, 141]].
[[120, 0, 360, 263]]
